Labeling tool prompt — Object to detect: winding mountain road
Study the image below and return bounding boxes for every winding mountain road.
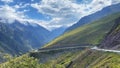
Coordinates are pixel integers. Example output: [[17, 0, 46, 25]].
[[91, 46, 120, 54], [34, 46, 91, 52], [33, 45, 120, 54]]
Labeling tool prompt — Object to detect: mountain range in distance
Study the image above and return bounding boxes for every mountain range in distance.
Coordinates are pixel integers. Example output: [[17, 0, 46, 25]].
[[1, 3, 120, 55], [0, 20, 66, 55], [66, 3, 120, 32], [0, 2, 120, 68]]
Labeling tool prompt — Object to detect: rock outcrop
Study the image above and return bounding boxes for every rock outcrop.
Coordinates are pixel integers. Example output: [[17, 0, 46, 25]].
[[99, 17, 120, 50]]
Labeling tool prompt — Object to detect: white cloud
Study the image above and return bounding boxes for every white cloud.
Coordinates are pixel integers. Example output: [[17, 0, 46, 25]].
[[1, 0, 13, 3], [0, 5, 26, 23], [0, 5, 37, 28], [14, 3, 30, 9], [0, 5, 49, 29], [31, 0, 114, 29], [112, 0, 120, 4], [0, 0, 120, 30], [31, 0, 34, 2]]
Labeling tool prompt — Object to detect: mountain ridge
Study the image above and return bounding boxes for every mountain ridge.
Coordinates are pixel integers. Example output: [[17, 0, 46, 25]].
[[44, 12, 120, 48], [66, 3, 120, 32], [0, 20, 50, 55]]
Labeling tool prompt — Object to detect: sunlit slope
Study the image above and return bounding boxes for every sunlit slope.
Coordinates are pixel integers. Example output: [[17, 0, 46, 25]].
[[1, 49, 120, 68], [45, 12, 120, 47], [68, 49, 120, 68]]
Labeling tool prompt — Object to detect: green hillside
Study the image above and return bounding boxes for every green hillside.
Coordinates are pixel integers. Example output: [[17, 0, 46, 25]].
[[45, 12, 120, 47], [0, 49, 120, 68], [68, 49, 120, 68], [0, 54, 41, 68]]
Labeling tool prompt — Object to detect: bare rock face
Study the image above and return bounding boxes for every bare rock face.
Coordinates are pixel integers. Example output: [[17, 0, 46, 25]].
[[99, 17, 120, 50]]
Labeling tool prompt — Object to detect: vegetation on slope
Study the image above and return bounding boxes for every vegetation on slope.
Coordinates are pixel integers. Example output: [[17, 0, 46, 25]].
[[45, 12, 120, 47], [0, 54, 41, 68], [0, 50, 81, 68], [30, 48, 83, 68], [99, 17, 120, 49], [0, 48, 120, 68], [69, 49, 120, 68]]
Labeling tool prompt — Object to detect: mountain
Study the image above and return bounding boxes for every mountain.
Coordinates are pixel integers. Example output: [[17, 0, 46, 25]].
[[99, 17, 120, 50], [0, 20, 50, 55], [9, 21, 50, 49], [47, 27, 66, 42], [1, 4, 120, 68], [66, 3, 120, 32], [44, 12, 120, 48], [28, 12, 120, 68]]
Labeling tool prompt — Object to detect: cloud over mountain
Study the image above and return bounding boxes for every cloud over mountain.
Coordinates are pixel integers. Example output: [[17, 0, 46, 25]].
[[0, 0, 120, 30]]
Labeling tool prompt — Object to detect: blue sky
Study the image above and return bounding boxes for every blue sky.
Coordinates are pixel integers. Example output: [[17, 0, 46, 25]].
[[0, 0, 120, 30]]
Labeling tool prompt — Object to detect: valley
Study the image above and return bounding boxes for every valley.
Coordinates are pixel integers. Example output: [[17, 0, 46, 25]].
[[0, 2, 120, 68]]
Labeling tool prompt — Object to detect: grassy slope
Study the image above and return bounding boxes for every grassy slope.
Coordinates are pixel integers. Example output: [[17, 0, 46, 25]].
[[31, 48, 83, 68], [0, 49, 120, 68], [0, 50, 82, 68], [40, 49, 120, 68], [45, 12, 120, 47], [69, 49, 120, 68], [0, 54, 41, 68], [30, 50, 81, 68]]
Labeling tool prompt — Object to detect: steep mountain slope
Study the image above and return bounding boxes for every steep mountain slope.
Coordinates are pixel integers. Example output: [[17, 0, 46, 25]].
[[1, 12, 120, 68], [1, 49, 120, 68], [47, 27, 66, 42], [68, 49, 120, 68], [66, 3, 120, 32], [0, 22, 30, 55], [99, 16, 120, 50], [0, 20, 50, 55], [45, 12, 120, 47], [9, 21, 50, 48]]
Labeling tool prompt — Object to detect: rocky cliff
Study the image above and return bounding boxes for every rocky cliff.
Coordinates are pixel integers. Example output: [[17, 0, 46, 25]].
[[99, 17, 120, 50]]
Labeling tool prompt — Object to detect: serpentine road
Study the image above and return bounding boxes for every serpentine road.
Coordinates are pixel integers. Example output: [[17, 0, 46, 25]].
[[91, 46, 120, 54], [34, 46, 91, 52], [33, 45, 120, 54]]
